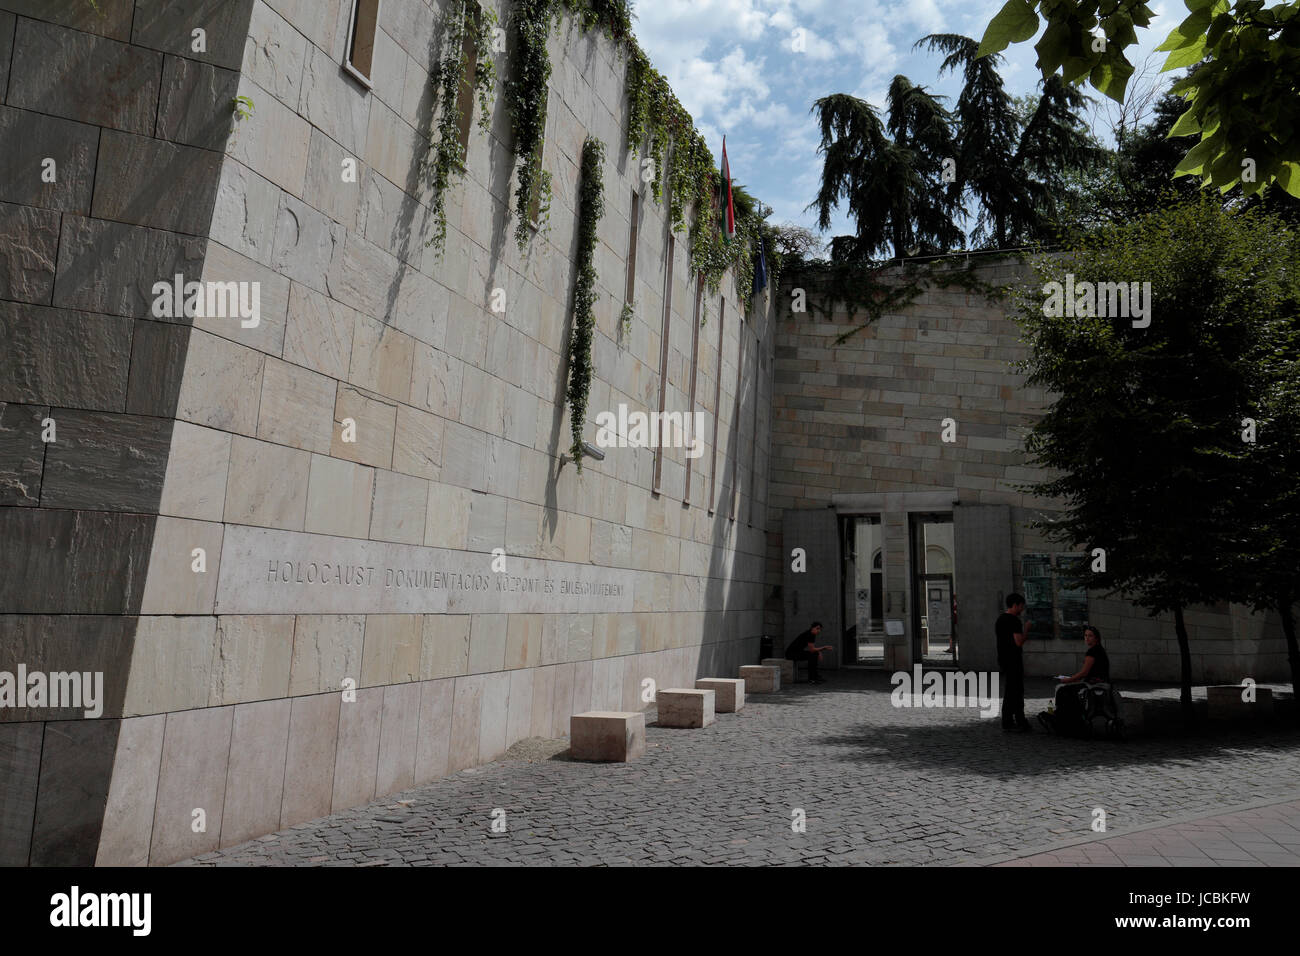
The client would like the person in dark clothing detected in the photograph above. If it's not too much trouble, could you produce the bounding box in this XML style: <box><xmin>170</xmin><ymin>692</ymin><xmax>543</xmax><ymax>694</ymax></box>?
<box><xmin>785</xmin><ymin>621</ymin><xmax>833</xmax><ymax>684</ymax></box>
<box><xmin>996</xmin><ymin>593</ymin><xmax>1032</xmax><ymax>731</ymax></box>
<box><xmin>1039</xmin><ymin>626</ymin><xmax>1111</xmax><ymax>733</ymax></box>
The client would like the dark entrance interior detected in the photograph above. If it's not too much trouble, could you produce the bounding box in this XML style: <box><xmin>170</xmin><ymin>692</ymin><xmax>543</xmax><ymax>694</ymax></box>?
<box><xmin>840</xmin><ymin>514</ymin><xmax>885</xmax><ymax>666</ymax></box>
<box><xmin>909</xmin><ymin>512</ymin><xmax>957</xmax><ymax>666</ymax></box>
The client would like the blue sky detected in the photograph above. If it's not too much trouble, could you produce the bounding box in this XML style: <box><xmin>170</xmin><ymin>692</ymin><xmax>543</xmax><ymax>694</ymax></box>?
<box><xmin>629</xmin><ymin>0</ymin><xmax>1183</xmax><ymax>248</ymax></box>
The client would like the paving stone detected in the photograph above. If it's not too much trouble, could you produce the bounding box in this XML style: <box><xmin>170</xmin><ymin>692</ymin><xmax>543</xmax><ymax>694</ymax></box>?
<box><xmin>179</xmin><ymin>673</ymin><xmax>1300</xmax><ymax>867</ymax></box>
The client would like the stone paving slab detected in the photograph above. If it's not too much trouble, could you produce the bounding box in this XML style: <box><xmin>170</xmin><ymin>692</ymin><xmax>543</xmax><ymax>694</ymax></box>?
<box><xmin>179</xmin><ymin>672</ymin><xmax>1300</xmax><ymax>866</ymax></box>
<box><xmin>990</xmin><ymin>795</ymin><xmax>1300</xmax><ymax>867</ymax></box>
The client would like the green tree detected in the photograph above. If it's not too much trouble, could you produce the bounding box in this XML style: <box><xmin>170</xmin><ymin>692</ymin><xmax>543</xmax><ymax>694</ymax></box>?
<box><xmin>979</xmin><ymin>0</ymin><xmax>1300</xmax><ymax>199</ymax></box>
<box><xmin>1013</xmin><ymin>200</ymin><xmax>1297</xmax><ymax>727</ymax></box>
<box><xmin>1232</xmin><ymin>225</ymin><xmax>1300</xmax><ymax>720</ymax></box>
<box><xmin>917</xmin><ymin>34</ymin><xmax>1024</xmax><ymax>248</ymax></box>
<box><xmin>1055</xmin><ymin>74</ymin><xmax>1300</xmax><ymax>230</ymax></box>
<box><xmin>808</xmin><ymin>78</ymin><xmax>963</xmax><ymax>261</ymax></box>
<box><xmin>918</xmin><ymin>35</ymin><xmax>1104</xmax><ymax>247</ymax></box>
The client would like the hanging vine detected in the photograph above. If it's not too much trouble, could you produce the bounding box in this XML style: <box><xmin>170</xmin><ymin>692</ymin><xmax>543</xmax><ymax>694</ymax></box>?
<box><xmin>786</xmin><ymin>255</ymin><xmax>1009</xmax><ymax>344</ymax></box>
<box><xmin>566</xmin><ymin>136</ymin><xmax>606</xmax><ymax>471</ymax></box>
<box><xmin>505</xmin><ymin>0</ymin><xmax>556</xmax><ymax>251</ymax></box>
<box><xmin>424</xmin><ymin>0</ymin><xmax>497</xmax><ymax>257</ymax></box>
<box><xmin>487</xmin><ymin>0</ymin><xmax>776</xmax><ymax>322</ymax></box>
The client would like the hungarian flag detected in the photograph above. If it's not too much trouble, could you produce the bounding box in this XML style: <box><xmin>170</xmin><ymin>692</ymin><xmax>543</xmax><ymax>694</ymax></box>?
<box><xmin>720</xmin><ymin>137</ymin><xmax>736</xmax><ymax>243</ymax></box>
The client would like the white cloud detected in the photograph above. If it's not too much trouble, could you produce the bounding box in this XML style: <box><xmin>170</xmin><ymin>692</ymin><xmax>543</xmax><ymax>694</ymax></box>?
<box><xmin>672</xmin><ymin>46</ymin><xmax>770</xmax><ymax>119</ymax></box>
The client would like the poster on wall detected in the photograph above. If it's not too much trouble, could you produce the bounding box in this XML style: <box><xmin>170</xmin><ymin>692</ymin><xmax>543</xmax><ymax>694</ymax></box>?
<box><xmin>1021</xmin><ymin>553</ymin><xmax>1053</xmax><ymax>637</ymax></box>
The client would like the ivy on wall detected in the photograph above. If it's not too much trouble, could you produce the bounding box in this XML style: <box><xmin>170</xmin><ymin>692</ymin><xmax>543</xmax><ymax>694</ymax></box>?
<box><xmin>507</xmin><ymin>0</ymin><xmax>777</xmax><ymax>315</ymax></box>
<box><xmin>505</xmin><ymin>0</ymin><xmax>556</xmax><ymax>251</ymax></box>
<box><xmin>423</xmin><ymin>0</ymin><xmax>780</xmax><ymax>322</ymax></box>
<box><xmin>786</xmin><ymin>256</ymin><xmax>1009</xmax><ymax>344</ymax></box>
<box><xmin>425</xmin><ymin>0</ymin><xmax>497</xmax><ymax>257</ymax></box>
<box><xmin>566</xmin><ymin>136</ymin><xmax>606</xmax><ymax>470</ymax></box>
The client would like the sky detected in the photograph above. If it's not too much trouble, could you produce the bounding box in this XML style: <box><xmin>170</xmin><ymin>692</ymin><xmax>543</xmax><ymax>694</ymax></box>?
<box><xmin>628</xmin><ymin>0</ymin><xmax>1182</xmax><ymax>249</ymax></box>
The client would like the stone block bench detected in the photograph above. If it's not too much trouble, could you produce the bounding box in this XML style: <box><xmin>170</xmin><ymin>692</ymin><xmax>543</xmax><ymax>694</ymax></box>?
<box><xmin>695</xmin><ymin>678</ymin><xmax>744</xmax><ymax>713</ymax></box>
<box><xmin>739</xmin><ymin>664</ymin><xmax>780</xmax><ymax>693</ymax></box>
<box><xmin>1117</xmin><ymin>694</ymin><xmax>1144</xmax><ymax>732</ymax></box>
<box><xmin>1208</xmin><ymin>685</ymin><xmax>1274</xmax><ymax>720</ymax></box>
<box><xmin>761</xmin><ymin>658</ymin><xmax>794</xmax><ymax>684</ymax></box>
<box><xmin>570</xmin><ymin>711</ymin><xmax>646</xmax><ymax>761</ymax></box>
<box><xmin>657</xmin><ymin>688</ymin><xmax>715</xmax><ymax>728</ymax></box>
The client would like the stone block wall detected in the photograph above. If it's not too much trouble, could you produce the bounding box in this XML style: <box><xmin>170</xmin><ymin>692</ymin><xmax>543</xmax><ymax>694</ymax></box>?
<box><xmin>768</xmin><ymin>259</ymin><xmax>1292</xmax><ymax>683</ymax></box>
<box><xmin>1</xmin><ymin>0</ymin><xmax>775</xmax><ymax>864</ymax></box>
<box><xmin>0</xmin><ymin>0</ymin><xmax>254</xmax><ymax>865</ymax></box>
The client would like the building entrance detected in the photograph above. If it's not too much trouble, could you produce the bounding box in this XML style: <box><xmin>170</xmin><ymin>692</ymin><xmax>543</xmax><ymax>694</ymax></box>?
<box><xmin>840</xmin><ymin>515</ymin><xmax>885</xmax><ymax>666</ymax></box>
<box><xmin>909</xmin><ymin>513</ymin><xmax>957</xmax><ymax>666</ymax></box>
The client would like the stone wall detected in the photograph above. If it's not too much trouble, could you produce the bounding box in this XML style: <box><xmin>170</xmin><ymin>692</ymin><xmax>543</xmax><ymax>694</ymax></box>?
<box><xmin>767</xmin><ymin>258</ymin><xmax>1292</xmax><ymax>685</ymax></box>
<box><xmin>0</xmin><ymin>0</ymin><xmax>255</xmax><ymax>866</ymax></box>
<box><xmin>0</xmin><ymin>0</ymin><xmax>776</xmax><ymax>865</ymax></box>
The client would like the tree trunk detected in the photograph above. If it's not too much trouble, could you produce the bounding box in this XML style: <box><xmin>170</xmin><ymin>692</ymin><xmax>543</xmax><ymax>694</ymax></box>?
<box><xmin>1173</xmin><ymin>604</ymin><xmax>1196</xmax><ymax>731</ymax></box>
<box><xmin>1280</xmin><ymin>593</ymin><xmax>1300</xmax><ymax>727</ymax></box>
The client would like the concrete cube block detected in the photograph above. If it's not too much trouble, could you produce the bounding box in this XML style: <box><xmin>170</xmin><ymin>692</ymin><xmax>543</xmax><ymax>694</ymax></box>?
<box><xmin>657</xmin><ymin>688</ymin><xmax>715</xmax><ymax>728</ymax></box>
<box><xmin>1117</xmin><ymin>695</ymin><xmax>1144</xmax><ymax>732</ymax></box>
<box><xmin>762</xmin><ymin>657</ymin><xmax>794</xmax><ymax>683</ymax></box>
<box><xmin>740</xmin><ymin>665</ymin><xmax>781</xmax><ymax>693</ymax></box>
<box><xmin>1207</xmin><ymin>685</ymin><xmax>1273</xmax><ymax>720</ymax></box>
<box><xmin>570</xmin><ymin>711</ymin><xmax>645</xmax><ymax>762</ymax></box>
<box><xmin>695</xmin><ymin>678</ymin><xmax>744</xmax><ymax>713</ymax></box>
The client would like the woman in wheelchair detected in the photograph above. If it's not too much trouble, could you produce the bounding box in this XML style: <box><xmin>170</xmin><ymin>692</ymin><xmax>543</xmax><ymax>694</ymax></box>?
<box><xmin>1038</xmin><ymin>626</ymin><xmax>1116</xmax><ymax>735</ymax></box>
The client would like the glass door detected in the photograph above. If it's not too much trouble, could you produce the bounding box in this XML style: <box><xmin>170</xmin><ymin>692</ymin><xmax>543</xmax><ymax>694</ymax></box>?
<box><xmin>841</xmin><ymin>515</ymin><xmax>885</xmax><ymax>666</ymax></box>
<box><xmin>909</xmin><ymin>513</ymin><xmax>957</xmax><ymax>666</ymax></box>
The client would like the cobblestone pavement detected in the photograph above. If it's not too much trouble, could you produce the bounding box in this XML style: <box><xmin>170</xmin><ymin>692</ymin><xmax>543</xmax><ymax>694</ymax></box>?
<box><xmin>994</xmin><ymin>797</ymin><xmax>1300</xmax><ymax>866</ymax></box>
<box><xmin>181</xmin><ymin>672</ymin><xmax>1300</xmax><ymax>866</ymax></box>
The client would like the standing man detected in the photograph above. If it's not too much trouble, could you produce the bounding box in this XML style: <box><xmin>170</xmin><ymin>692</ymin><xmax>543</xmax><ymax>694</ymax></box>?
<box><xmin>785</xmin><ymin>621</ymin><xmax>833</xmax><ymax>685</ymax></box>
<box><xmin>996</xmin><ymin>594</ymin><xmax>1032</xmax><ymax>731</ymax></box>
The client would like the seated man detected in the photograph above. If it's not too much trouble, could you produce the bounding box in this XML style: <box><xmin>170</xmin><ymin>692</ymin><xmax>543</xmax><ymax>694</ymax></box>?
<box><xmin>1039</xmin><ymin>625</ymin><xmax>1111</xmax><ymax>733</ymax></box>
<box><xmin>785</xmin><ymin>621</ymin><xmax>833</xmax><ymax>685</ymax></box>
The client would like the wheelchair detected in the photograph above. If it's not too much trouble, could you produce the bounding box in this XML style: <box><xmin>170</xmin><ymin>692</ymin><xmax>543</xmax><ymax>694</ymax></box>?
<box><xmin>1038</xmin><ymin>681</ymin><xmax>1126</xmax><ymax>739</ymax></box>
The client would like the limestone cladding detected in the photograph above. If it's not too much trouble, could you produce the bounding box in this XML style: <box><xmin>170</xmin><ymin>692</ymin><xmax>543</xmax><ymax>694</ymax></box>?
<box><xmin>0</xmin><ymin>0</ymin><xmax>775</xmax><ymax>863</ymax></box>
<box><xmin>768</xmin><ymin>265</ymin><xmax>1291</xmax><ymax>681</ymax></box>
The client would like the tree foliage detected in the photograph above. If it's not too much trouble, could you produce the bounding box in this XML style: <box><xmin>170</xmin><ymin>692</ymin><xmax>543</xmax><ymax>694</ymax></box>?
<box><xmin>918</xmin><ymin>34</ymin><xmax>1105</xmax><ymax>248</ymax></box>
<box><xmin>809</xmin><ymin>83</ymin><xmax>963</xmax><ymax>261</ymax></box>
<box><xmin>1012</xmin><ymin>199</ymin><xmax>1300</xmax><ymax>723</ymax></box>
<box><xmin>979</xmin><ymin>0</ymin><xmax>1300</xmax><ymax>199</ymax></box>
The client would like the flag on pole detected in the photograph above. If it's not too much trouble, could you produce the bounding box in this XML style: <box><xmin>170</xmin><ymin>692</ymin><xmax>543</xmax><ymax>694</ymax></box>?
<box><xmin>753</xmin><ymin>237</ymin><xmax>767</xmax><ymax>295</ymax></box>
<box><xmin>720</xmin><ymin>137</ymin><xmax>736</xmax><ymax>243</ymax></box>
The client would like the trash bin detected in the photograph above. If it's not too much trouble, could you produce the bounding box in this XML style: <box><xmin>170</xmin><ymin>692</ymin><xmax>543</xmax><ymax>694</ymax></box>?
<box><xmin>759</xmin><ymin>635</ymin><xmax>774</xmax><ymax>661</ymax></box>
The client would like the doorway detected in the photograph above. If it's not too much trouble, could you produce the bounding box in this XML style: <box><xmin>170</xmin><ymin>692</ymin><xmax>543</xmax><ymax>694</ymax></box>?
<box><xmin>909</xmin><ymin>513</ymin><xmax>957</xmax><ymax>666</ymax></box>
<box><xmin>840</xmin><ymin>515</ymin><xmax>885</xmax><ymax>666</ymax></box>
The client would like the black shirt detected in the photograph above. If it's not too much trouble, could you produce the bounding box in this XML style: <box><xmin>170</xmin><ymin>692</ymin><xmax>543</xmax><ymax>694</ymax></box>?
<box><xmin>1085</xmin><ymin>644</ymin><xmax>1110</xmax><ymax>683</ymax></box>
<box><xmin>785</xmin><ymin>629</ymin><xmax>816</xmax><ymax>657</ymax></box>
<box><xmin>995</xmin><ymin>612</ymin><xmax>1024</xmax><ymax>667</ymax></box>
